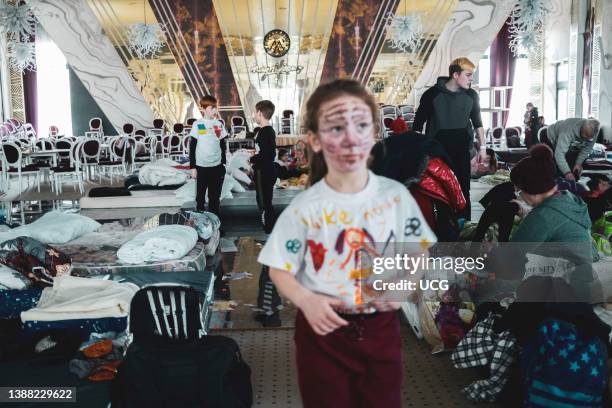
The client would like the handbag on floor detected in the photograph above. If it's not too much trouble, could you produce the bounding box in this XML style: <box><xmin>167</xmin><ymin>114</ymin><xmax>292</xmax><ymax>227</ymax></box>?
<box><xmin>112</xmin><ymin>335</ymin><xmax>252</xmax><ymax>408</ymax></box>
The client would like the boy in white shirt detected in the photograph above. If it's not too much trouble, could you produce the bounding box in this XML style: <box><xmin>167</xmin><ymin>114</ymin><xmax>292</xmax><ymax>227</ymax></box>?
<box><xmin>189</xmin><ymin>95</ymin><xmax>228</xmax><ymax>216</ymax></box>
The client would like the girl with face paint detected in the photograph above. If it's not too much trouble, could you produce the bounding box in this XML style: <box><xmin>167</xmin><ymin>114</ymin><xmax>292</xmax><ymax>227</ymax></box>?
<box><xmin>258</xmin><ymin>79</ymin><xmax>437</xmax><ymax>407</ymax></box>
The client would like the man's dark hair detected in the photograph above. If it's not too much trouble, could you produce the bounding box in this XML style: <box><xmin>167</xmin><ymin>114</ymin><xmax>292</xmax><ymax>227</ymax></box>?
<box><xmin>255</xmin><ymin>100</ymin><xmax>275</xmax><ymax>120</ymax></box>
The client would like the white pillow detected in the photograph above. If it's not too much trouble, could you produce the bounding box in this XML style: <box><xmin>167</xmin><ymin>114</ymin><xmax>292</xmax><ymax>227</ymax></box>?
<box><xmin>232</xmin><ymin>169</ymin><xmax>251</xmax><ymax>186</ymax></box>
<box><xmin>0</xmin><ymin>264</ymin><xmax>30</xmax><ymax>289</ymax></box>
<box><xmin>25</xmin><ymin>211</ymin><xmax>101</xmax><ymax>244</ymax></box>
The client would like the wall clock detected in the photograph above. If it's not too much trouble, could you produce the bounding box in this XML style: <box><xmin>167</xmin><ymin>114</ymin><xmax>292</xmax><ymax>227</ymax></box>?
<box><xmin>263</xmin><ymin>29</ymin><xmax>290</xmax><ymax>58</ymax></box>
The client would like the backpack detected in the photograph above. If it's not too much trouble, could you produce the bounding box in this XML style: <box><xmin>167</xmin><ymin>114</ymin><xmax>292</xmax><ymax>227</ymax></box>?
<box><xmin>113</xmin><ymin>335</ymin><xmax>252</xmax><ymax>408</ymax></box>
<box><xmin>129</xmin><ymin>284</ymin><xmax>205</xmax><ymax>342</ymax></box>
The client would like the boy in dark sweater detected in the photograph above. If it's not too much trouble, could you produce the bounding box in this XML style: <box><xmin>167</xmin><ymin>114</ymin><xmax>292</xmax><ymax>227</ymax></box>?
<box><xmin>250</xmin><ymin>100</ymin><xmax>282</xmax><ymax>327</ymax></box>
<box><xmin>250</xmin><ymin>100</ymin><xmax>277</xmax><ymax>234</ymax></box>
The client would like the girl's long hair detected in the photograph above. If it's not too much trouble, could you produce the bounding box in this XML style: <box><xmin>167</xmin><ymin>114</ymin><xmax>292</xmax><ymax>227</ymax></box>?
<box><xmin>302</xmin><ymin>79</ymin><xmax>380</xmax><ymax>187</ymax></box>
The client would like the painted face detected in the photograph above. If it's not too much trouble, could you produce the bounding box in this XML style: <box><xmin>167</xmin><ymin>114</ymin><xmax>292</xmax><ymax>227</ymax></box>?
<box><xmin>310</xmin><ymin>95</ymin><xmax>375</xmax><ymax>174</ymax></box>
<box><xmin>455</xmin><ymin>68</ymin><xmax>474</xmax><ymax>90</ymax></box>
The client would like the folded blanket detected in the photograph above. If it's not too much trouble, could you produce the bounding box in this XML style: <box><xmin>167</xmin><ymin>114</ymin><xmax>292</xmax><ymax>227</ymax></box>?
<box><xmin>116</xmin><ymin>225</ymin><xmax>198</xmax><ymax>264</ymax></box>
<box><xmin>139</xmin><ymin>161</ymin><xmax>188</xmax><ymax>186</ymax></box>
<box><xmin>20</xmin><ymin>276</ymin><xmax>139</xmax><ymax>322</ymax></box>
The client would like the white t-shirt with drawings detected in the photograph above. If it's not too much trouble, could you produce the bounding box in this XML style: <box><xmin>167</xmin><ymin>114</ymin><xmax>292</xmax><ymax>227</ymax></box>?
<box><xmin>258</xmin><ymin>172</ymin><xmax>436</xmax><ymax>312</ymax></box>
<box><xmin>190</xmin><ymin>118</ymin><xmax>228</xmax><ymax>167</ymax></box>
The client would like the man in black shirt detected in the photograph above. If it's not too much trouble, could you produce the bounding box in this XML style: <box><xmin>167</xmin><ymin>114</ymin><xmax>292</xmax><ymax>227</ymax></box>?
<box><xmin>250</xmin><ymin>100</ymin><xmax>277</xmax><ymax>233</ymax></box>
<box><xmin>413</xmin><ymin>57</ymin><xmax>486</xmax><ymax>221</ymax></box>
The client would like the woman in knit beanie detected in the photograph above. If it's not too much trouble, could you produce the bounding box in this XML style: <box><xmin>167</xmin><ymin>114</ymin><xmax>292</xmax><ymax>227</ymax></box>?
<box><xmin>497</xmin><ymin>143</ymin><xmax>599</xmax><ymax>301</ymax></box>
<box><xmin>510</xmin><ymin>144</ymin><xmax>557</xmax><ymax>206</ymax></box>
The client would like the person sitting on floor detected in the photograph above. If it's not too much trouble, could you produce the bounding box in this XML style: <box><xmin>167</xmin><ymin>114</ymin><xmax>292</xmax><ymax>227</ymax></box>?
<box><xmin>490</xmin><ymin>144</ymin><xmax>600</xmax><ymax>302</ymax></box>
<box><xmin>582</xmin><ymin>175</ymin><xmax>612</xmax><ymax>221</ymax></box>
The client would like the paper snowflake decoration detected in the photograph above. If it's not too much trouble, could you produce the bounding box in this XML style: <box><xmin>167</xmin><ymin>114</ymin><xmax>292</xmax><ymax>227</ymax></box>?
<box><xmin>509</xmin><ymin>0</ymin><xmax>547</xmax><ymax>56</ymax></box>
<box><xmin>387</xmin><ymin>14</ymin><xmax>423</xmax><ymax>53</ymax></box>
<box><xmin>8</xmin><ymin>41</ymin><xmax>36</xmax><ymax>72</ymax></box>
<box><xmin>127</xmin><ymin>23</ymin><xmax>166</xmax><ymax>59</ymax></box>
<box><xmin>0</xmin><ymin>0</ymin><xmax>37</xmax><ymax>41</ymax></box>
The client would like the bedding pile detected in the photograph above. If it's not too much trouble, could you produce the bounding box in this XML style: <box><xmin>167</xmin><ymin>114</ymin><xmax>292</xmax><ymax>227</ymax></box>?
<box><xmin>117</xmin><ymin>225</ymin><xmax>198</xmax><ymax>264</ymax></box>
<box><xmin>138</xmin><ymin>159</ymin><xmax>188</xmax><ymax>187</ymax></box>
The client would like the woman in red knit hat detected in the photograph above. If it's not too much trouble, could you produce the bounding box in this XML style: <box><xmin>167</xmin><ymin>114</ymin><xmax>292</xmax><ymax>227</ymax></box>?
<box><xmin>495</xmin><ymin>144</ymin><xmax>599</xmax><ymax>301</ymax></box>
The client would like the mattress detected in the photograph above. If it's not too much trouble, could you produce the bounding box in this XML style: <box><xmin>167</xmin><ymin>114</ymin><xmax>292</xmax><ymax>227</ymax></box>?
<box><xmin>80</xmin><ymin>189</ymin><xmax>186</xmax><ymax>209</ymax></box>
<box><xmin>55</xmin><ymin>224</ymin><xmax>207</xmax><ymax>277</ymax></box>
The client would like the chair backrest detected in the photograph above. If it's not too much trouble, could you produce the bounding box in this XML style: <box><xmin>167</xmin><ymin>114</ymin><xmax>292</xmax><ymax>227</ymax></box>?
<box><xmin>186</xmin><ymin>118</ymin><xmax>196</xmax><ymax>127</ymax></box>
<box><xmin>173</xmin><ymin>123</ymin><xmax>185</xmax><ymax>134</ymax></box>
<box><xmin>153</xmin><ymin>119</ymin><xmax>165</xmax><ymax>130</ymax></box>
<box><xmin>182</xmin><ymin>134</ymin><xmax>190</xmax><ymax>153</ymax></box>
<box><xmin>504</xmin><ymin>127</ymin><xmax>519</xmax><ymax>138</ymax></box>
<box><xmin>89</xmin><ymin>118</ymin><xmax>102</xmax><ymax>131</ymax></box>
<box><xmin>382</xmin><ymin>116</ymin><xmax>394</xmax><ymax>130</ymax></box>
<box><xmin>232</xmin><ymin>125</ymin><xmax>247</xmax><ymax>135</ymax></box>
<box><xmin>231</xmin><ymin>116</ymin><xmax>244</xmax><ymax>126</ymax></box>
<box><xmin>537</xmin><ymin>126</ymin><xmax>548</xmax><ymax>141</ymax></box>
<box><xmin>123</xmin><ymin>123</ymin><xmax>135</xmax><ymax>135</ymax></box>
<box><xmin>399</xmin><ymin>105</ymin><xmax>415</xmax><ymax>114</ymax></box>
<box><xmin>1</xmin><ymin>142</ymin><xmax>22</xmax><ymax>168</ymax></box>
<box><xmin>0</xmin><ymin>125</ymin><xmax>9</xmax><ymax>138</ymax></box>
<box><xmin>34</xmin><ymin>139</ymin><xmax>54</xmax><ymax>151</ymax></box>
<box><xmin>23</xmin><ymin>123</ymin><xmax>36</xmax><ymax>138</ymax></box>
<box><xmin>4</xmin><ymin>122</ymin><xmax>16</xmax><ymax>134</ymax></box>
<box><xmin>8</xmin><ymin>118</ymin><xmax>22</xmax><ymax>129</ymax></box>
<box><xmin>69</xmin><ymin>140</ymin><xmax>84</xmax><ymax>169</ymax></box>
<box><xmin>381</xmin><ymin>105</ymin><xmax>398</xmax><ymax>118</ymax></box>
<box><xmin>80</xmin><ymin>138</ymin><xmax>101</xmax><ymax>162</ymax></box>
<box><xmin>492</xmin><ymin>127</ymin><xmax>504</xmax><ymax>140</ymax></box>
<box><xmin>49</xmin><ymin>125</ymin><xmax>59</xmax><ymax>137</ymax></box>
<box><xmin>56</xmin><ymin>139</ymin><xmax>73</xmax><ymax>161</ymax></box>
<box><xmin>282</xmin><ymin>110</ymin><xmax>293</xmax><ymax>119</ymax></box>
<box><xmin>111</xmin><ymin>136</ymin><xmax>136</xmax><ymax>162</ymax></box>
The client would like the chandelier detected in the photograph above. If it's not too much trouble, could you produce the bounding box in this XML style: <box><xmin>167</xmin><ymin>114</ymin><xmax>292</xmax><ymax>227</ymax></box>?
<box><xmin>250</xmin><ymin>60</ymin><xmax>304</xmax><ymax>81</ymax></box>
<box><xmin>386</xmin><ymin>14</ymin><xmax>423</xmax><ymax>53</ymax></box>
<box><xmin>127</xmin><ymin>23</ymin><xmax>166</xmax><ymax>59</ymax></box>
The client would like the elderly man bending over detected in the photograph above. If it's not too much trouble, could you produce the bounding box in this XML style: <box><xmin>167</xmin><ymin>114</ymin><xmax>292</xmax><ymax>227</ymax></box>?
<box><xmin>540</xmin><ymin>118</ymin><xmax>599</xmax><ymax>181</ymax></box>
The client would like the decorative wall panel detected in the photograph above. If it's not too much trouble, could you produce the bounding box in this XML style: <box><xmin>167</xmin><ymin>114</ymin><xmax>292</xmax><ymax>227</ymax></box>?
<box><xmin>32</xmin><ymin>0</ymin><xmax>154</xmax><ymax>133</ymax></box>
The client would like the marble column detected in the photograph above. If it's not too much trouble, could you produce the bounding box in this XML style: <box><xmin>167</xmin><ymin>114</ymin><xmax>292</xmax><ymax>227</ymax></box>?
<box><xmin>32</xmin><ymin>0</ymin><xmax>154</xmax><ymax>134</ymax></box>
<box><xmin>407</xmin><ymin>0</ymin><xmax>518</xmax><ymax>104</ymax></box>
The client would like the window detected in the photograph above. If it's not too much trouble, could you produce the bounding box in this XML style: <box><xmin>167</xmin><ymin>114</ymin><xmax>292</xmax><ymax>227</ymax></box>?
<box><xmin>556</xmin><ymin>61</ymin><xmax>568</xmax><ymax>120</ymax></box>
<box><xmin>36</xmin><ymin>34</ymin><xmax>72</xmax><ymax>137</ymax></box>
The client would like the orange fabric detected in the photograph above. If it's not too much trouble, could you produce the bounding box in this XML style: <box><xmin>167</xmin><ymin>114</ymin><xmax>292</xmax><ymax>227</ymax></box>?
<box><xmin>87</xmin><ymin>361</ymin><xmax>121</xmax><ymax>382</ymax></box>
<box><xmin>82</xmin><ymin>339</ymin><xmax>113</xmax><ymax>359</ymax></box>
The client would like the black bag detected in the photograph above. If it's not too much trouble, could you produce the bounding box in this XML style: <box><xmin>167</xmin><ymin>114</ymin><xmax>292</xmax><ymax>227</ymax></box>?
<box><xmin>113</xmin><ymin>335</ymin><xmax>252</xmax><ymax>408</ymax></box>
<box><xmin>130</xmin><ymin>285</ymin><xmax>204</xmax><ymax>342</ymax></box>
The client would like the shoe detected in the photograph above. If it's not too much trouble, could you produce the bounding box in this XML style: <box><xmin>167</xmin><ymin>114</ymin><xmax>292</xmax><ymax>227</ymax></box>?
<box><xmin>253</xmin><ymin>312</ymin><xmax>281</xmax><ymax>327</ymax></box>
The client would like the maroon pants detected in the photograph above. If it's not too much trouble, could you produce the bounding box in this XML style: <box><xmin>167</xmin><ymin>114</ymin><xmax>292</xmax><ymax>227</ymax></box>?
<box><xmin>294</xmin><ymin>310</ymin><xmax>402</xmax><ymax>408</ymax></box>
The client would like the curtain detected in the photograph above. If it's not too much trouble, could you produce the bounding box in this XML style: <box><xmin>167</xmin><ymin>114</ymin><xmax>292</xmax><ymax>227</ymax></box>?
<box><xmin>489</xmin><ymin>18</ymin><xmax>516</xmax><ymax>128</ymax></box>
<box><xmin>582</xmin><ymin>1</ymin><xmax>595</xmax><ymax>117</ymax></box>
<box><xmin>22</xmin><ymin>35</ymin><xmax>37</xmax><ymax>133</ymax></box>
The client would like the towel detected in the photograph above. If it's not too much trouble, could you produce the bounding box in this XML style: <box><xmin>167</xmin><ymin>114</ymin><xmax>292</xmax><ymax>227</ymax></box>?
<box><xmin>20</xmin><ymin>276</ymin><xmax>138</xmax><ymax>322</ymax></box>
<box><xmin>116</xmin><ymin>225</ymin><xmax>198</xmax><ymax>264</ymax></box>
